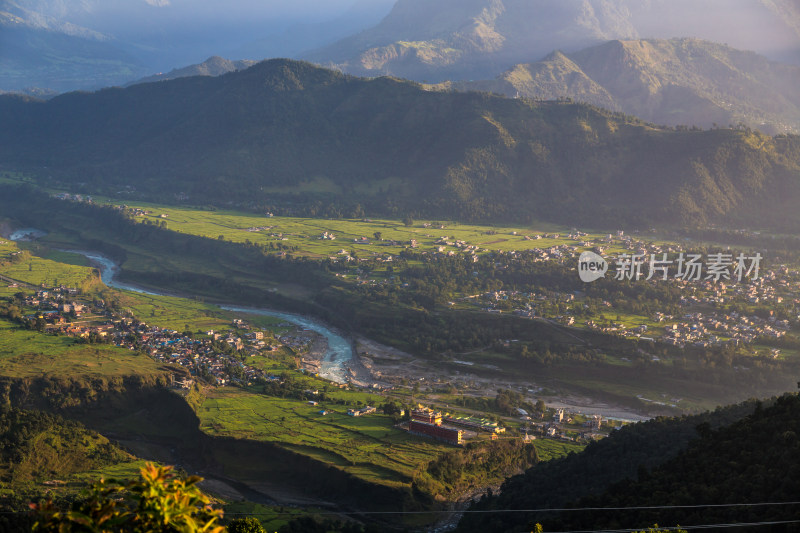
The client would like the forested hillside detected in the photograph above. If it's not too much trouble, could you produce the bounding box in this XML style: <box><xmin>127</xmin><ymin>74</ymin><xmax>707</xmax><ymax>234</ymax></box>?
<box><xmin>2</xmin><ymin>59</ymin><xmax>800</xmax><ymax>229</ymax></box>
<box><xmin>459</xmin><ymin>394</ymin><xmax>800</xmax><ymax>532</ymax></box>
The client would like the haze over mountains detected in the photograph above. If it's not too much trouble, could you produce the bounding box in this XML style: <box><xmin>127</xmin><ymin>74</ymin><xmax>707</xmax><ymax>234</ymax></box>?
<box><xmin>2</xmin><ymin>0</ymin><xmax>799</xmax><ymax>95</ymax></box>
<box><xmin>0</xmin><ymin>0</ymin><xmax>394</xmax><ymax>92</ymax></box>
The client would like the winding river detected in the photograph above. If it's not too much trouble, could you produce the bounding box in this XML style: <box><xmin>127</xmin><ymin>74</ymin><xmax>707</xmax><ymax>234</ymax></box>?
<box><xmin>61</xmin><ymin>249</ymin><xmax>355</xmax><ymax>384</ymax></box>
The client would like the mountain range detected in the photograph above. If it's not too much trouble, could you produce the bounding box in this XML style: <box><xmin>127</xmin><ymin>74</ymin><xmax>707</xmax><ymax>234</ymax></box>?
<box><xmin>308</xmin><ymin>0</ymin><xmax>800</xmax><ymax>82</ymax></box>
<box><xmin>1</xmin><ymin>59</ymin><xmax>799</xmax><ymax>229</ymax></box>
<box><xmin>121</xmin><ymin>38</ymin><xmax>800</xmax><ymax>135</ymax></box>
<box><xmin>438</xmin><ymin>38</ymin><xmax>800</xmax><ymax>134</ymax></box>
<box><xmin>3</xmin><ymin>0</ymin><xmax>799</xmax><ymax>95</ymax></box>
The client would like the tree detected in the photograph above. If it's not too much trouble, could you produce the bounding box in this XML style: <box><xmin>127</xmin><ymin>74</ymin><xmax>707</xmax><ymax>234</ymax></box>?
<box><xmin>373</xmin><ymin>231</ymin><xmax>382</xmax><ymax>241</ymax></box>
<box><xmin>534</xmin><ymin>399</ymin><xmax>546</xmax><ymax>413</ymax></box>
<box><xmin>227</xmin><ymin>517</ymin><xmax>266</xmax><ymax>533</ymax></box>
<box><xmin>402</xmin><ymin>216</ymin><xmax>414</xmax><ymax>227</ymax></box>
<box><xmin>31</xmin><ymin>463</ymin><xmax>224</xmax><ymax>532</ymax></box>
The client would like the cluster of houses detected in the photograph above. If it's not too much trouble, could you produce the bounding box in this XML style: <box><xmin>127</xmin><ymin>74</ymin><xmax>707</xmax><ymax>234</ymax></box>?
<box><xmin>452</xmin><ymin>239</ymin><xmax>798</xmax><ymax>352</ymax></box>
<box><xmin>53</xmin><ymin>193</ymin><xmax>93</xmax><ymax>203</ymax></box>
<box><xmin>519</xmin><ymin>408</ymin><xmax>608</xmax><ymax>442</ymax></box>
<box><xmin>659</xmin><ymin>311</ymin><xmax>787</xmax><ymax>348</ymax></box>
<box><xmin>17</xmin><ymin>288</ymin><xmax>306</xmax><ymax>387</ymax></box>
<box><xmin>347</xmin><ymin>405</ymin><xmax>376</xmax><ymax>416</ymax></box>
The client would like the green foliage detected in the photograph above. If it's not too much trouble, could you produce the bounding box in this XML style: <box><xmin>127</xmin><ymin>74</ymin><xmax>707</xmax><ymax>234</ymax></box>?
<box><xmin>227</xmin><ymin>517</ymin><xmax>266</xmax><ymax>533</ymax></box>
<box><xmin>420</xmin><ymin>440</ymin><xmax>539</xmax><ymax>496</ymax></box>
<box><xmin>31</xmin><ymin>463</ymin><xmax>224</xmax><ymax>533</ymax></box>
<box><xmin>0</xmin><ymin>405</ymin><xmax>131</xmax><ymax>484</ymax></box>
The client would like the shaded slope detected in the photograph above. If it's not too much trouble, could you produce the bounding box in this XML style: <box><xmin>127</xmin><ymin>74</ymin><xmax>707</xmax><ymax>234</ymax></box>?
<box><xmin>457</xmin><ymin>398</ymin><xmax>765</xmax><ymax>532</ymax></box>
<box><xmin>546</xmin><ymin>394</ymin><xmax>800</xmax><ymax>532</ymax></box>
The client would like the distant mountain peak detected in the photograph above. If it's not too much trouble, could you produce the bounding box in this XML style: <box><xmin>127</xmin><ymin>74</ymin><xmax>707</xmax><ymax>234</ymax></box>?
<box><xmin>308</xmin><ymin>0</ymin><xmax>800</xmax><ymax>81</ymax></box>
<box><xmin>449</xmin><ymin>37</ymin><xmax>800</xmax><ymax>134</ymax></box>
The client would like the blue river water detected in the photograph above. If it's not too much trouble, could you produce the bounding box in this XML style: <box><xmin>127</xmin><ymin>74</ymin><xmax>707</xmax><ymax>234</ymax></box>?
<box><xmin>60</xmin><ymin>249</ymin><xmax>354</xmax><ymax>383</ymax></box>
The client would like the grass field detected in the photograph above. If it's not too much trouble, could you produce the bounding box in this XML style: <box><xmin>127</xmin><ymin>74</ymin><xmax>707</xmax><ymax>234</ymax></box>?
<box><xmin>0</xmin><ymin>237</ymin><xmax>293</xmax><ymax>335</ymax></box>
<box><xmin>198</xmin><ymin>387</ymin><xmax>449</xmax><ymax>487</ymax></box>
<box><xmin>0</xmin><ymin>318</ymin><xmax>168</xmax><ymax>379</ymax></box>
<box><xmin>533</xmin><ymin>437</ymin><xmax>585</xmax><ymax>461</ymax></box>
<box><xmin>0</xmin><ymin>240</ymin><xmax>98</xmax><ymax>295</ymax></box>
<box><xmin>197</xmin><ymin>386</ymin><xmax>584</xmax><ymax>491</ymax></box>
<box><xmin>70</xmin><ymin>460</ymin><xmax>148</xmax><ymax>486</ymax></box>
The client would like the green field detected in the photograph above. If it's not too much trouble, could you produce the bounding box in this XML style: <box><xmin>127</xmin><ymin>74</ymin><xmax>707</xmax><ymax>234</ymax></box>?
<box><xmin>198</xmin><ymin>387</ymin><xmax>450</xmax><ymax>487</ymax></box>
<box><xmin>223</xmin><ymin>501</ymin><xmax>312</xmax><ymax>532</ymax></box>
<box><xmin>532</xmin><ymin>437</ymin><xmax>585</xmax><ymax>461</ymax></box>
<box><xmin>0</xmin><ymin>240</ymin><xmax>98</xmax><ymax>295</ymax></box>
<box><xmin>0</xmin><ymin>318</ymin><xmax>168</xmax><ymax>379</ymax></box>
<box><xmin>97</xmin><ymin>200</ymin><xmax>645</xmax><ymax>259</ymax></box>
<box><xmin>197</xmin><ymin>386</ymin><xmax>583</xmax><ymax>492</ymax></box>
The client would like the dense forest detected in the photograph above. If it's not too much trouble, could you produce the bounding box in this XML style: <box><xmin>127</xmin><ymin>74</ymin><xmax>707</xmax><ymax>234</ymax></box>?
<box><xmin>1</xmin><ymin>59</ymin><xmax>800</xmax><ymax>229</ymax></box>
<box><xmin>458</xmin><ymin>394</ymin><xmax>800</xmax><ymax>532</ymax></box>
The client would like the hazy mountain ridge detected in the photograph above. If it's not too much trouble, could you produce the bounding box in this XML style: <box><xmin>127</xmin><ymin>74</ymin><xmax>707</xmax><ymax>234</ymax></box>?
<box><xmin>0</xmin><ymin>0</ymin><xmax>153</xmax><ymax>92</ymax></box>
<box><xmin>0</xmin><ymin>0</ymin><xmax>109</xmax><ymax>40</ymax></box>
<box><xmin>438</xmin><ymin>38</ymin><xmax>800</xmax><ymax>134</ymax></box>
<box><xmin>1</xmin><ymin>59</ymin><xmax>799</xmax><ymax>229</ymax></box>
<box><xmin>128</xmin><ymin>56</ymin><xmax>259</xmax><ymax>86</ymax></box>
<box><xmin>308</xmin><ymin>0</ymin><xmax>800</xmax><ymax>82</ymax></box>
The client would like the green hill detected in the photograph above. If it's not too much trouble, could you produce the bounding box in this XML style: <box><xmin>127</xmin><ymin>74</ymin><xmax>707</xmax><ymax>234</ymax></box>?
<box><xmin>1</xmin><ymin>58</ymin><xmax>800</xmax><ymax>229</ymax></box>
<box><xmin>443</xmin><ymin>38</ymin><xmax>800</xmax><ymax>134</ymax></box>
<box><xmin>0</xmin><ymin>405</ymin><xmax>142</xmax><ymax>531</ymax></box>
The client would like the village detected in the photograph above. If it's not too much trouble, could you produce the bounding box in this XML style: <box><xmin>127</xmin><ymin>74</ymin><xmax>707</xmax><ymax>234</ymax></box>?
<box><xmin>6</xmin><ymin>283</ymin><xmax>625</xmax><ymax>448</ymax></box>
<box><xmin>401</xmin><ymin>230</ymin><xmax>799</xmax><ymax>355</ymax></box>
<box><xmin>12</xmin><ymin>286</ymin><xmax>320</xmax><ymax>389</ymax></box>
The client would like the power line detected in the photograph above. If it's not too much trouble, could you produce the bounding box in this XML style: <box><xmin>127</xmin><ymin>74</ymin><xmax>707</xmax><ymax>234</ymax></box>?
<box><xmin>220</xmin><ymin>500</ymin><xmax>800</xmax><ymax>517</ymax></box>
